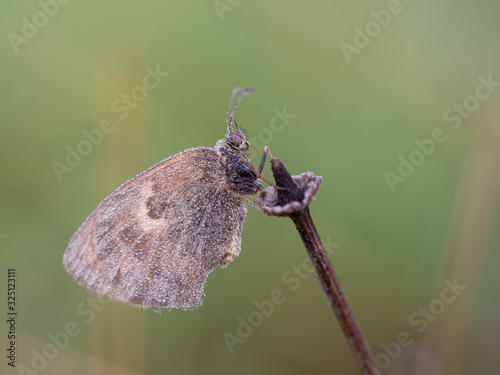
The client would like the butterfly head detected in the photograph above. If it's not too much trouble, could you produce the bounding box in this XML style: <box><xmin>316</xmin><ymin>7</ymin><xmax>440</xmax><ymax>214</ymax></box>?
<box><xmin>226</xmin><ymin>123</ymin><xmax>250</xmax><ymax>151</ymax></box>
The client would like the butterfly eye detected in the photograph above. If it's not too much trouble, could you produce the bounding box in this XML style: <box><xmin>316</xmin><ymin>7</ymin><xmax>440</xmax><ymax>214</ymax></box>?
<box><xmin>229</xmin><ymin>134</ymin><xmax>250</xmax><ymax>150</ymax></box>
<box><xmin>230</xmin><ymin>134</ymin><xmax>242</xmax><ymax>145</ymax></box>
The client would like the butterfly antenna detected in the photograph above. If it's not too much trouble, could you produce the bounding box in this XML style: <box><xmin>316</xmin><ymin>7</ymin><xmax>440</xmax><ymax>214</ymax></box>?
<box><xmin>227</xmin><ymin>87</ymin><xmax>256</xmax><ymax>132</ymax></box>
<box><xmin>227</xmin><ymin>87</ymin><xmax>243</xmax><ymax>132</ymax></box>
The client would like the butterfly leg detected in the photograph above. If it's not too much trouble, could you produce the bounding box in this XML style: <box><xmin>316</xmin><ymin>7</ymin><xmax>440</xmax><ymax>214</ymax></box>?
<box><xmin>239</xmin><ymin>147</ymin><xmax>276</xmax><ymax>188</ymax></box>
<box><xmin>258</xmin><ymin>146</ymin><xmax>273</xmax><ymax>174</ymax></box>
<box><xmin>255</xmin><ymin>146</ymin><xmax>288</xmax><ymax>192</ymax></box>
<box><xmin>224</xmin><ymin>187</ymin><xmax>272</xmax><ymax>215</ymax></box>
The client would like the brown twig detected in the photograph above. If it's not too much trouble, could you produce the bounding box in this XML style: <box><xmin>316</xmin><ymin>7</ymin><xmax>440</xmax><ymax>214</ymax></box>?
<box><xmin>258</xmin><ymin>156</ymin><xmax>379</xmax><ymax>375</ymax></box>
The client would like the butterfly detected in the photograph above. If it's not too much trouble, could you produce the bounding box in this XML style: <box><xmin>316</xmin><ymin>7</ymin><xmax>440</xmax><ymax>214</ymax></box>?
<box><xmin>63</xmin><ymin>88</ymin><xmax>268</xmax><ymax>311</ymax></box>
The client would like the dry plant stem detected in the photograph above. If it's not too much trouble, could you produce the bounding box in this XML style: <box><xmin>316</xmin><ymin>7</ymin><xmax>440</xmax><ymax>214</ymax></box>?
<box><xmin>268</xmin><ymin>157</ymin><xmax>379</xmax><ymax>375</ymax></box>
<box><xmin>290</xmin><ymin>209</ymin><xmax>379</xmax><ymax>375</ymax></box>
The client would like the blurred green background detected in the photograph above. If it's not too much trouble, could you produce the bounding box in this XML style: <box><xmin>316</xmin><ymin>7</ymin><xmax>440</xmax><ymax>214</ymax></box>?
<box><xmin>1</xmin><ymin>1</ymin><xmax>500</xmax><ymax>374</ymax></box>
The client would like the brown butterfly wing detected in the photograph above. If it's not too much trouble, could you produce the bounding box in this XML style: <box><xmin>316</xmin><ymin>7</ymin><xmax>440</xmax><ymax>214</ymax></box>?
<box><xmin>63</xmin><ymin>147</ymin><xmax>247</xmax><ymax>310</ymax></box>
